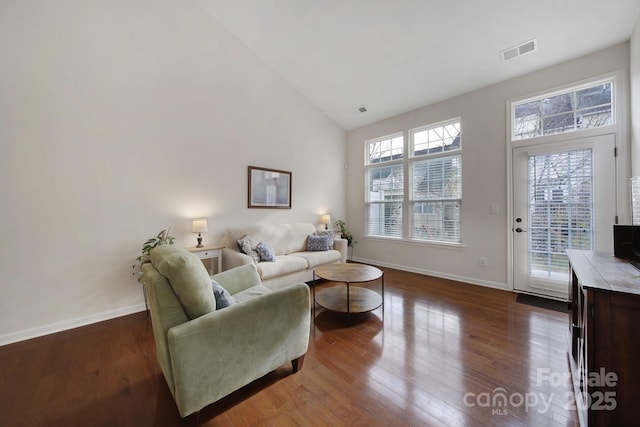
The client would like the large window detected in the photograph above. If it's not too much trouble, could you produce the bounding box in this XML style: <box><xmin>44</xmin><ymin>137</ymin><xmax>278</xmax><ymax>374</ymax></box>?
<box><xmin>365</xmin><ymin>134</ymin><xmax>404</xmax><ymax>238</ymax></box>
<box><xmin>409</xmin><ymin>120</ymin><xmax>462</xmax><ymax>243</ymax></box>
<box><xmin>512</xmin><ymin>79</ymin><xmax>614</xmax><ymax>141</ymax></box>
<box><xmin>365</xmin><ymin>120</ymin><xmax>462</xmax><ymax>244</ymax></box>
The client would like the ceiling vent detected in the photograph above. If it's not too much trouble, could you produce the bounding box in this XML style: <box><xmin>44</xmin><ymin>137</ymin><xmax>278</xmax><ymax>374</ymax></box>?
<box><xmin>501</xmin><ymin>39</ymin><xmax>537</xmax><ymax>61</ymax></box>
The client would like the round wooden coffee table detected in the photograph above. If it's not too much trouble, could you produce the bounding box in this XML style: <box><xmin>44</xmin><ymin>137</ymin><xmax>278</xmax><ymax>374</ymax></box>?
<box><xmin>313</xmin><ymin>263</ymin><xmax>384</xmax><ymax>325</ymax></box>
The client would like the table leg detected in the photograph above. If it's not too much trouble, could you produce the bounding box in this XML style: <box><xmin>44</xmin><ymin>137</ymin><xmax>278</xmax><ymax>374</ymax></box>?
<box><xmin>143</xmin><ymin>283</ymin><xmax>149</xmax><ymax>320</ymax></box>
<box><xmin>312</xmin><ymin>271</ymin><xmax>316</xmax><ymax>317</ymax></box>
<box><xmin>381</xmin><ymin>273</ymin><xmax>384</xmax><ymax>321</ymax></box>
<box><xmin>346</xmin><ymin>281</ymin><xmax>350</xmax><ymax>326</ymax></box>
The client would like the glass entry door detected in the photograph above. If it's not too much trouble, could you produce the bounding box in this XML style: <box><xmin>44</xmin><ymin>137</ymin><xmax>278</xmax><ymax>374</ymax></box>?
<box><xmin>512</xmin><ymin>135</ymin><xmax>616</xmax><ymax>299</ymax></box>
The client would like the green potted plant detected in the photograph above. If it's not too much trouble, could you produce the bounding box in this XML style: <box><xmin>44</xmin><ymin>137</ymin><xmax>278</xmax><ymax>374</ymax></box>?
<box><xmin>335</xmin><ymin>219</ymin><xmax>357</xmax><ymax>247</ymax></box>
<box><xmin>132</xmin><ymin>229</ymin><xmax>175</xmax><ymax>281</ymax></box>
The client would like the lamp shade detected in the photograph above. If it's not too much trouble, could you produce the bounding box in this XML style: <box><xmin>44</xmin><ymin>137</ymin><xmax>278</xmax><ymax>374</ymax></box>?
<box><xmin>192</xmin><ymin>219</ymin><xmax>208</xmax><ymax>233</ymax></box>
<box><xmin>320</xmin><ymin>214</ymin><xmax>331</xmax><ymax>225</ymax></box>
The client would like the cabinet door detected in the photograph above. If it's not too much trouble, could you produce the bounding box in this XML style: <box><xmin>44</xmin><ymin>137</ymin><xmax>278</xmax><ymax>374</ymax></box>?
<box><xmin>578</xmin><ymin>288</ymin><xmax>591</xmax><ymax>425</ymax></box>
<box><xmin>569</xmin><ymin>270</ymin><xmax>582</xmax><ymax>366</ymax></box>
<box><xmin>593</xmin><ymin>293</ymin><xmax>640</xmax><ymax>425</ymax></box>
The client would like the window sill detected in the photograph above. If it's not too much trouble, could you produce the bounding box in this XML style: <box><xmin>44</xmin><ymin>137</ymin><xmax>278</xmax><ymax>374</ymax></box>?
<box><xmin>363</xmin><ymin>235</ymin><xmax>466</xmax><ymax>250</ymax></box>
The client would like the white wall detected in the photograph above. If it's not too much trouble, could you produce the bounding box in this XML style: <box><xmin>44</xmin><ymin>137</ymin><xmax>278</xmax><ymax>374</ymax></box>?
<box><xmin>631</xmin><ymin>15</ymin><xmax>640</xmax><ymax>175</ymax></box>
<box><xmin>346</xmin><ymin>43</ymin><xmax>630</xmax><ymax>290</ymax></box>
<box><xmin>0</xmin><ymin>0</ymin><xmax>346</xmax><ymax>344</ymax></box>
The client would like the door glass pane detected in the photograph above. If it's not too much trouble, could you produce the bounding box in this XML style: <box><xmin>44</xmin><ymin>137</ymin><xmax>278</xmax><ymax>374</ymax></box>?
<box><xmin>528</xmin><ymin>149</ymin><xmax>594</xmax><ymax>280</ymax></box>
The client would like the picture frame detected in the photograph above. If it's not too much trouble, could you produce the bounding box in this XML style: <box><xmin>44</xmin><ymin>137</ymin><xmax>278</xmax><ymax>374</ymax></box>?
<box><xmin>248</xmin><ymin>166</ymin><xmax>292</xmax><ymax>209</ymax></box>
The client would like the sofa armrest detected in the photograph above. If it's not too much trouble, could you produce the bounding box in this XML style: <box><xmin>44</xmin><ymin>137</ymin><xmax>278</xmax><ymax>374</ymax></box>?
<box><xmin>166</xmin><ymin>283</ymin><xmax>310</xmax><ymax>417</ymax></box>
<box><xmin>333</xmin><ymin>238</ymin><xmax>348</xmax><ymax>263</ymax></box>
<box><xmin>221</xmin><ymin>248</ymin><xmax>253</xmax><ymax>271</ymax></box>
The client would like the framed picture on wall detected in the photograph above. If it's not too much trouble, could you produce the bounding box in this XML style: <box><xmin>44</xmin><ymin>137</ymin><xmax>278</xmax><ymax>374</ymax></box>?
<box><xmin>248</xmin><ymin>166</ymin><xmax>292</xmax><ymax>209</ymax></box>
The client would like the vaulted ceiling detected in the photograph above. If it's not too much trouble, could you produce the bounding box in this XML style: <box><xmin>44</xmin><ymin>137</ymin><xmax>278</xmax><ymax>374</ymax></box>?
<box><xmin>199</xmin><ymin>0</ymin><xmax>640</xmax><ymax>130</ymax></box>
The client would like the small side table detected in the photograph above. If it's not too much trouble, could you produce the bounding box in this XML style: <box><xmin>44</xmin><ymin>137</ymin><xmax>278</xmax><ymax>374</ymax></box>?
<box><xmin>313</xmin><ymin>263</ymin><xmax>383</xmax><ymax>325</ymax></box>
<box><xmin>187</xmin><ymin>244</ymin><xmax>224</xmax><ymax>275</ymax></box>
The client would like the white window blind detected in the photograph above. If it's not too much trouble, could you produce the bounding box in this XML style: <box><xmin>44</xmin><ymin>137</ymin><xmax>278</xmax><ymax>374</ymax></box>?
<box><xmin>409</xmin><ymin>120</ymin><xmax>462</xmax><ymax>243</ymax></box>
<box><xmin>410</xmin><ymin>156</ymin><xmax>462</xmax><ymax>242</ymax></box>
<box><xmin>364</xmin><ymin>120</ymin><xmax>462</xmax><ymax>244</ymax></box>
<box><xmin>632</xmin><ymin>176</ymin><xmax>640</xmax><ymax>225</ymax></box>
<box><xmin>365</xmin><ymin>135</ymin><xmax>404</xmax><ymax>238</ymax></box>
<box><xmin>528</xmin><ymin>149</ymin><xmax>594</xmax><ymax>279</ymax></box>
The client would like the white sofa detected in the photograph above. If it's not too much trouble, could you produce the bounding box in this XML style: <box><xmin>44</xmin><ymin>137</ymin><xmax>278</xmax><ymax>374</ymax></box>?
<box><xmin>220</xmin><ymin>223</ymin><xmax>347</xmax><ymax>290</ymax></box>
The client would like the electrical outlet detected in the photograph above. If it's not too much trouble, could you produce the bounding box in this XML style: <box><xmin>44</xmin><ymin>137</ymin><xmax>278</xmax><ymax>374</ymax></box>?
<box><xmin>479</xmin><ymin>257</ymin><xmax>488</xmax><ymax>267</ymax></box>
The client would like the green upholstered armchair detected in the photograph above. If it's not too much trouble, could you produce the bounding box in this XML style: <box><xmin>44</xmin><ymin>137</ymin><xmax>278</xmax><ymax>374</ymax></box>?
<box><xmin>141</xmin><ymin>245</ymin><xmax>310</xmax><ymax>419</ymax></box>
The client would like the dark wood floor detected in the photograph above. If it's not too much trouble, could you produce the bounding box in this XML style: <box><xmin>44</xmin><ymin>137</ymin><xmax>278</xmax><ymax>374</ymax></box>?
<box><xmin>0</xmin><ymin>267</ymin><xmax>578</xmax><ymax>427</ymax></box>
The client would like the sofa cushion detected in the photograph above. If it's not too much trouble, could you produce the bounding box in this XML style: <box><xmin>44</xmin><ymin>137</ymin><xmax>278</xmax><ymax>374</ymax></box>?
<box><xmin>222</xmin><ymin>223</ymin><xmax>317</xmax><ymax>255</ymax></box>
<box><xmin>255</xmin><ymin>241</ymin><xmax>276</xmax><ymax>262</ymax></box>
<box><xmin>306</xmin><ymin>234</ymin><xmax>331</xmax><ymax>251</ymax></box>
<box><xmin>212</xmin><ymin>279</ymin><xmax>236</xmax><ymax>309</ymax></box>
<box><xmin>151</xmin><ymin>245</ymin><xmax>216</xmax><ymax>319</ymax></box>
<box><xmin>256</xmin><ymin>255</ymin><xmax>308</xmax><ymax>280</ymax></box>
<box><xmin>289</xmin><ymin>250</ymin><xmax>342</xmax><ymax>269</ymax></box>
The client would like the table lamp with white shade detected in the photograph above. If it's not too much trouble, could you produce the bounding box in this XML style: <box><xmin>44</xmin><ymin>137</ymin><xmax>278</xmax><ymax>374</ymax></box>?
<box><xmin>320</xmin><ymin>214</ymin><xmax>331</xmax><ymax>230</ymax></box>
<box><xmin>192</xmin><ymin>219</ymin><xmax>208</xmax><ymax>248</ymax></box>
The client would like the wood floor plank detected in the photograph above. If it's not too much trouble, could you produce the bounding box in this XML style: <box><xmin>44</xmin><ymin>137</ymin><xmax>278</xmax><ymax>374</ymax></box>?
<box><xmin>0</xmin><ymin>266</ymin><xmax>579</xmax><ymax>426</ymax></box>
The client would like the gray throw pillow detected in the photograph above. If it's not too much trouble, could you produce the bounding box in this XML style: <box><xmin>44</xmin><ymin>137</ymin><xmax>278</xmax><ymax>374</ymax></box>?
<box><xmin>307</xmin><ymin>234</ymin><xmax>331</xmax><ymax>251</ymax></box>
<box><xmin>236</xmin><ymin>235</ymin><xmax>260</xmax><ymax>264</ymax></box>
<box><xmin>255</xmin><ymin>241</ymin><xmax>276</xmax><ymax>262</ymax></box>
<box><xmin>315</xmin><ymin>230</ymin><xmax>335</xmax><ymax>247</ymax></box>
<box><xmin>236</xmin><ymin>234</ymin><xmax>254</xmax><ymax>253</ymax></box>
<box><xmin>211</xmin><ymin>279</ymin><xmax>236</xmax><ymax>309</ymax></box>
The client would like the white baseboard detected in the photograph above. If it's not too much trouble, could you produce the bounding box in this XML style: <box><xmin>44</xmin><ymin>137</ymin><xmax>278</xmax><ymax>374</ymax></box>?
<box><xmin>351</xmin><ymin>256</ymin><xmax>509</xmax><ymax>291</ymax></box>
<box><xmin>1</xmin><ymin>260</ymin><xmax>508</xmax><ymax>347</ymax></box>
<box><xmin>0</xmin><ymin>303</ymin><xmax>147</xmax><ymax>346</ymax></box>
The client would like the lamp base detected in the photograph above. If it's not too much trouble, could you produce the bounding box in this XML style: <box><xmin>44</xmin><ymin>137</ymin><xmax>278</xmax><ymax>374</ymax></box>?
<box><xmin>196</xmin><ymin>234</ymin><xmax>203</xmax><ymax>248</ymax></box>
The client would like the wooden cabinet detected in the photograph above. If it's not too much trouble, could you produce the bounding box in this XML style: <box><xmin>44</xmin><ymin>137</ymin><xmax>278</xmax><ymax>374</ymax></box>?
<box><xmin>567</xmin><ymin>250</ymin><xmax>640</xmax><ymax>426</ymax></box>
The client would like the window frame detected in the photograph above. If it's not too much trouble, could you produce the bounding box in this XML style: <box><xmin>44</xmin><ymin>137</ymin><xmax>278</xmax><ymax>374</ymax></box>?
<box><xmin>510</xmin><ymin>77</ymin><xmax>616</xmax><ymax>142</ymax></box>
<box><xmin>363</xmin><ymin>119</ymin><xmax>463</xmax><ymax>246</ymax></box>
<box><xmin>408</xmin><ymin>119</ymin><xmax>463</xmax><ymax>244</ymax></box>
<box><xmin>364</xmin><ymin>132</ymin><xmax>405</xmax><ymax>240</ymax></box>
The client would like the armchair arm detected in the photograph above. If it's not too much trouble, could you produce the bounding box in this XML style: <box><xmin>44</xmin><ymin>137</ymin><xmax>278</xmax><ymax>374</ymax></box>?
<box><xmin>221</xmin><ymin>248</ymin><xmax>253</xmax><ymax>271</ymax></box>
<box><xmin>166</xmin><ymin>283</ymin><xmax>310</xmax><ymax>417</ymax></box>
<box><xmin>211</xmin><ymin>263</ymin><xmax>261</xmax><ymax>295</ymax></box>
